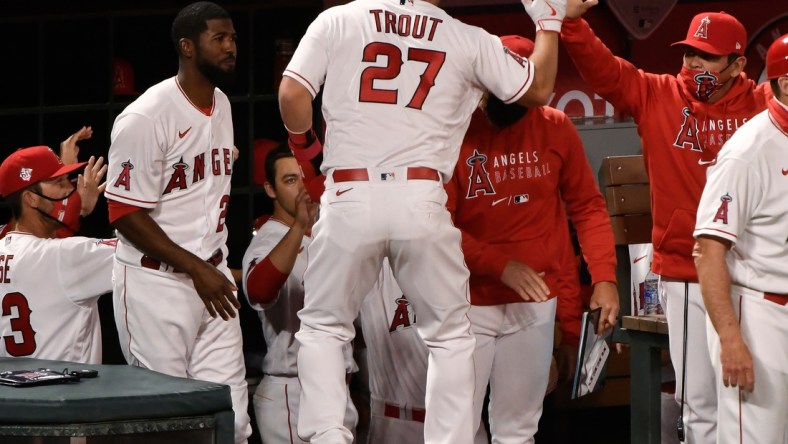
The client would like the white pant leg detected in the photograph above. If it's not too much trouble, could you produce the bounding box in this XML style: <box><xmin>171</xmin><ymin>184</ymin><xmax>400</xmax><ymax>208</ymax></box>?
<box><xmin>367</xmin><ymin>416</ymin><xmax>424</xmax><ymax>444</ymax></box>
<box><xmin>660</xmin><ymin>279</ymin><xmax>716</xmax><ymax>444</ymax></box>
<box><xmin>707</xmin><ymin>291</ymin><xmax>788</xmax><ymax>444</ymax></box>
<box><xmin>296</xmin><ymin>181</ymin><xmax>383</xmax><ymax>444</ymax></box>
<box><xmin>468</xmin><ymin>304</ymin><xmax>503</xmax><ymax>444</ymax></box>
<box><xmin>486</xmin><ymin>300</ymin><xmax>556</xmax><ymax>444</ymax></box>
<box><xmin>388</xmin><ymin>179</ymin><xmax>475</xmax><ymax>444</ymax></box>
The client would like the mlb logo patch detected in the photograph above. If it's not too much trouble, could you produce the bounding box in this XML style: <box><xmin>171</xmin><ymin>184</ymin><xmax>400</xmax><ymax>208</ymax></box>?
<box><xmin>381</xmin><ymin>172</ymin><xmax>395</xmax><ymax>181</ymax></box>
<box><xmin>19</xmin><ymin>168</ymin><xmax>32</xmax><ymax>182</ymax></box>
<box><xmin>513</xmin><ymin>194</ymin><xmax>529</xmax><ymax>204</ymax></box>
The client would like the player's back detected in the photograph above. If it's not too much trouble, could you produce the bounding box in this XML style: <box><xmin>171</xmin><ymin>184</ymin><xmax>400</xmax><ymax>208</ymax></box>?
<box><xmin>305</xmin><ymin>0</ymin><xmax>529</xmax><ymax>176</ymax></box>
<box><xmin>0</xmin><ymin>233</ymin><xmax>113</xmax><ymax>364</ymax></box>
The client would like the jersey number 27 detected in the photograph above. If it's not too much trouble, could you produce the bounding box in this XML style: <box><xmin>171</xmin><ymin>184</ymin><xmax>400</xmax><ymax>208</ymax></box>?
<box><xmin>359</xmin><ymin>42</ymin><xmax>445</xmax><ymax>110</ymax></box>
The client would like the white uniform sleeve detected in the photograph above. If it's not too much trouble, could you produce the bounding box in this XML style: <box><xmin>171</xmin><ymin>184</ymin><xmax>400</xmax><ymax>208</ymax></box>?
<box><xmin>282</xmin><ymin>12</ymin><xmax>330</xmax><ymax>98</ymax></box>
<box><xmin>54</xmin><ymin>237</ymin><xmax>116</xmax><ymax>304</ymax></box>
<box><xmin>105</xmin><ymin>113</ymin><xmax>166</xmax><ymax>208</ymax></box>
<box><xmin>694</xmin><ymin>157</ymin><xmax>759</xmax><ymax>244</ymax></box>
<box><xmin>473</xmin><ymin>31</ymin><xmax>535</xmax><ymax>104</ymax></box>
<box><xmin>241</xmin><ymin>229</ymin><xmax>280</xmax><ymax>311</ymax></box>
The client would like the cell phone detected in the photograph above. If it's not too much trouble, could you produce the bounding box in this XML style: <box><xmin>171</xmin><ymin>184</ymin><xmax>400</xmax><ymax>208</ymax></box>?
<box><xmin>70</xmin><ymin>369</ymin><xmax>99</xmax><ymax>378</ymax></box>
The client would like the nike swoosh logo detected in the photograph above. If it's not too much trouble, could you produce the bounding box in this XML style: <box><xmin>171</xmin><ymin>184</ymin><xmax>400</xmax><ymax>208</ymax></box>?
<box><xmin>178</xmin><ymin>127</ymin><xmax>192</xmax><ymax>139</ymax></box>
<box><xmin>492</xmin><ymin>197</ymin><xmax>508</xmax><ymax>206</ymax></box>
<box><xmin>545</xmin><ymin>1</ymin><xmax>557</xmax><ymax>16</ymax></box>
<box><xmin>633</xmin><ymin>254</ymin><xmax>648</xmax><ymax>263</ymax></box>
<box><xmin>782</xmin><ymin>168</ymin><xmax>788</xmax><ymax>176</ymax></box>
<box><xmin>698</xmin><ymin>158</ymin><xmax>716</xmax><ymax>166</ymax></box>
<box><xmin>336</xmin><ymin>188</ymin><xmax>353</xmax><ymax>196</ymax></box>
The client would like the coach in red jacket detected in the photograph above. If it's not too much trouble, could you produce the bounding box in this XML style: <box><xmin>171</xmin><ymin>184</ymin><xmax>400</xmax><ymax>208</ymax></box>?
<box><xmin>562</xmin><ymin>3</ymin><xmax>772</xmax><ymax>442</ymax></box>
<box><xmin>446</xmin><ymin>35</ymin><xmax>619</xmax><ymax>444</ymax></box>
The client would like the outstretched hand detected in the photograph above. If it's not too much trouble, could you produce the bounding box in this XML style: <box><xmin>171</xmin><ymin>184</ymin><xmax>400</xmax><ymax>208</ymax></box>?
<box><xmin>293</xmin><ymin>188</ymin><xmax>318</xmax><ymax>232</ymax></box>
<box><xmin>76</xmin><ymin>156</ymin><xmax>108</xmax><ymax>217</ymax></box>
<box><xmin>190</xmin><ymin>261</ymin><xmax>241</xmax><ymax>321</ymax></box>
<box><xmin>500</xmin><ymin>259</ymin><xmax>551</xmax><ymax>302</ymax></box>
<box><xmin>60</xmin><ymin>126</ymin><xmax>93</xmax><ymax>165</ymax></box>
<box><xmin>565</xmin><ymin>0</ymin><xmax>597</xmax><ymax>20</ymax></box>
<box><xmin>522</xmin><ymin>0</ymin><xmax>567</xmax><ymax>32</ymax></box>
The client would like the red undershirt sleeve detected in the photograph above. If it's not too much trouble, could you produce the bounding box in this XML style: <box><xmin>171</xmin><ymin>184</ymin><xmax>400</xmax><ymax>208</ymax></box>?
<box><xmin>245</xmin><ymin>256</ymin><xmax>289</xmax><ymax>305</ymax></box>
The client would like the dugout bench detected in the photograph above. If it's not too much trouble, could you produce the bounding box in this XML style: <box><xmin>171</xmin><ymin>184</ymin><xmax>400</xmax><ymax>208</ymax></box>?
<box><xmin>601</xmin><ymin>155</ymin><xmax>670</xmax><ymax>444</ymax></box>
<box><xmin>0</xmin><ymin>357</ymin><xmax>234</xmax><ymax>443</ymax></box>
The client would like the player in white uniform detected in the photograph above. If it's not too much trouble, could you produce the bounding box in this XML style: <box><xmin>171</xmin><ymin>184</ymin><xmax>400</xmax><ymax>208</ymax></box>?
<box><xmin>0</xmin><ymin>146</ymin><xmax>111</xmax><ymax>364</ymax></box>
<box><xmin>693</xmin><ymin>35</ymin><xmax>788</xmax><ymax>444</ymax></box>
<box><xmin>104</xmin><ymin>3</ymin><xmax>251</xmax><ymax>443</ymax></box>
<box><xmin>242</xmin><ymin>145</ymin><xmax>358</xmax><ymax>444</ymax></box>
<box><xmin>279</xmin><ymin>1</ymin><xmax>570</xmax><ymax>442</ymax></box>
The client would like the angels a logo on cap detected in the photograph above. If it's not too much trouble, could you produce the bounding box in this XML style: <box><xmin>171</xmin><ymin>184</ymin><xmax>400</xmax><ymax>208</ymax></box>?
<box><xmin>19</xmin><ymin>168</ymin><xmax>32</xmax><ymax>182</ymax></box>
<box><xmin>694</xmin><ymin>16</ymin><xmax>710</xmax><ymax>39</ymax></box>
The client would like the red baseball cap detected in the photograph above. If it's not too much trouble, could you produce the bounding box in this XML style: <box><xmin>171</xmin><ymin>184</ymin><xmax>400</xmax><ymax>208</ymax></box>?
<box><xmin>672</xmin><ymin>12</ymin><xmax>746</xmax><ymax>56</ymax></box>
<box><xmin>500</xmin><ymin>35</ymin><xmax>535</xmax><ymax>58</ymax></box>
<box><xmin>0</xmin><ymin>146</ymin><xmax>86</xmax><ymax>197</ymax></box>
<box><xmin>766</xmin><ymin>34</ymin><xmax>788</xmax><ymax>80</ymax></box>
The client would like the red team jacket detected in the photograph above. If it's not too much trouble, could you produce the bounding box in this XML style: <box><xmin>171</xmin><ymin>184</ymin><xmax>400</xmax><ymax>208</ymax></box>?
<box><xmin>561</xmin><ymin>18</ymin><xmax>772</xmax><ymax>281</ymax></box>
<box><xmin>446</xmin><ymin>108</ymin><xmax>617</xmax><ymax>344</ymax></box>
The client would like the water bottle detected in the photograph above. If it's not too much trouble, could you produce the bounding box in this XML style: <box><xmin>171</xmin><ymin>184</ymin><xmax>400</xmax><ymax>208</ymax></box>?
<box><xmin>643</xmin><ymin>267</ymin><xmax>660</xmax><ymax>315</ymax></box>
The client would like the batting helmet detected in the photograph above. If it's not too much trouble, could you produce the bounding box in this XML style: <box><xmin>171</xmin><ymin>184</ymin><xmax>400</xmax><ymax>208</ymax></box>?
<box><xmin>766</xmin><ymin>34</ymin><xmax>788</xmax><ymax>80</ymax></box>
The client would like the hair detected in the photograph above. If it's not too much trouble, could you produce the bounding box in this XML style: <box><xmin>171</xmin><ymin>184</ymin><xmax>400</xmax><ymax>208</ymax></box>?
<box><xmin>727</xmin><ymin>54</ymin><xmax>740</xmax><ymax>64</ymax></box>
<box><xmin>771</xmin><ymin>78</ymin><xmax>785</xmax><ymax>99</ymax></box>
<box><xmin>171</xmin><ymin>1</ymin><xmax>231</xmax><ymax>55</ymax></box>
<box><xmin>264</xmin><ymin>145</ymin><xmax>295</xmax><ymax>190</ymax></box>
<box><xmin>6</xmin><ymin>182</ymin><xmax>41</xmax><ymax>218</ymax></box>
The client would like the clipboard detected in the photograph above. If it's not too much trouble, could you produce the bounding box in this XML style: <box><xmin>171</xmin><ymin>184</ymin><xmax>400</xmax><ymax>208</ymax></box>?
<box><xmin>570</xmin><ymin>308</ymin><xmax>611</xmax><ymax>399</ymax></box>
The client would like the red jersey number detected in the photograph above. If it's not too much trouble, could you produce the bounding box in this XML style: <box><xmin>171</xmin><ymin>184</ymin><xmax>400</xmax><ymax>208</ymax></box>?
<box><xmin>358</xmin><ymin>43</ymin><xmax>446</xmax><ymax>110</ymax></box>
<box><xmin>2</xmin><ymin>292</ymin><xmax>37</xmax><ymax>357</ymax></box>
<box><xmin>216</xmin><ymin>194</ymin><xmax>230</xmax><ymax>233</ymax></box>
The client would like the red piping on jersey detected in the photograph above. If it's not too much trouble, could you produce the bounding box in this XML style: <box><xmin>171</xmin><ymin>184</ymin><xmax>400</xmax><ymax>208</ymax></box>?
<box><xmin>175</xmin><ymin>76</ymin><xmax>215</xmax><ymax>116</ymax></box>
<box><xmin>285</xmin><ymin>384</ymin><xmax>294</xmax><ymax>444</ymax></box>
<box><xmin>122</xmin><ymin>266</ymin><xmax>133</xmax><ymax>359</ymax></box>
<box><xmin>737</xmin><ymin>294</ymin><xmax>743</xmax><ymax>444</ymax></box>
<box><xmin>697</xmin><ymin>227</ymin><xmax>738</xmax><ymax>239</ymax></box>
<box><xmin>105</xmin><ymin>190</ymin><xmax>157</xmax><ymax>205</ymax></box>
<box><xmin>284</xmin><ymin>69</ymin><xmax>318</xmax><ymax>96</ymax></box>
<box><xmin>503</xmin><ymin>65</ymin><xmax>532</xmax><ymax>104</ymax></box>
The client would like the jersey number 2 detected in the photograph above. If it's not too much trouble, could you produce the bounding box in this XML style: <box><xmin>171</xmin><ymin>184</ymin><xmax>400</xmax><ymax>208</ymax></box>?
<box><xmin>358</xmin><ymin>42</ymin><xmax>446</xmax><ymax>110</ymax></box>
<box><xmin>2</xmin><ymin>292</ymin><xmax>37</xmax><ymax>356</ymax></box>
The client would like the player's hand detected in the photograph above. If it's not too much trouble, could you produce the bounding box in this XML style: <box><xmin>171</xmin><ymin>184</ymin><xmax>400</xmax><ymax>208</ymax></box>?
<box><xmin>500</xmin><ymin>259</ymin><xmax>551</xmax><ymax>302</ymax></box>
<box><xmin>719</xmin><ymin>334</ymin><xmax>754</xmax><ymax>392</ymax></box>
<box><xmin>60</xmin><ymin>126</ymin><xmax>93</xmax><ymax>165</ymax></box>
<box><xmin>293</xmin><ymin>188</ymin><xmax>318</xmax><ymax>232</ymax></box>
<box><xmin>589</xmin><ymin>281</ymin><xmax>619</xmax><ymax>335</ymax></box>
<box><xmin>190</xmin><ymin>261</ymin><xmax>241</xmax><ymax>321</ymax></box>
<box><xmin>232</xmin><ymin>145</ymin><xmax>239</xmax><ymax>163</ymax></box>
<box><xmin>565</xmin><ymin>0</ymin><xmax>597</xmax><ymax>20</ymax></box>
<box><xmin>76</xmin><ymin>156</ymin><xmax>108</xmax><ymax>217</ymax></box>
<box><xmin>522</xmin><ymin>0</ymin><xmax>567</xmax><ymax>33</ymax></box>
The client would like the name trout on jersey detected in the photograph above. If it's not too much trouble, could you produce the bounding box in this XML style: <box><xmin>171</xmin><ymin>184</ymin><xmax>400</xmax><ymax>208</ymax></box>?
<box><xmin>368</xmin><ymin>9</ymin><xmax>443</xmax><ymax>41</ymax></box>
<box><xmin>112</xmin><ymin>147</ymin><xmax>234</xmax><ymax>195</ymax></box>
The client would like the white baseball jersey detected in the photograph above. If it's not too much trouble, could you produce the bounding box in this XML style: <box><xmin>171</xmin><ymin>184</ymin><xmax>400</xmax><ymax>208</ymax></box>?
<box><xmin>694</xmin><ymin>104</ymin><xmax>788</xmax><ymax>291</ymax></box>
<box><xmin>0</xmin><ymin>233</ymin><xmax>115</xmax><ymax>364</ymax></box>
<box><xmin>284</xmin><ymin>0</ymin><xmax>534</xmax><ymax>178</ymax></box>
<box><xmin>106</xmin><ymin>77</ymin><xmax>234</xmax><ymax>265</ymax></box>
<box><xmin>241</xmin><ymin>218</ymin><xmax>356</xmax><ymax>376</ymax></box>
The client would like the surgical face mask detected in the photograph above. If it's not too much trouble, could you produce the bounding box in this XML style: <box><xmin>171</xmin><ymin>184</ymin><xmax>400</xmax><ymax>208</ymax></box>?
<box><xmin>679</xmin><ymin>61</ymin><xmax>734</xmax><ymax>102</ymax></box>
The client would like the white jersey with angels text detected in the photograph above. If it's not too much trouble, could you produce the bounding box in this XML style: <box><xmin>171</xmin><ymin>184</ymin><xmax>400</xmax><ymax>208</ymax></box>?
<box><xmin>284</xmin><ymin>0</ymin><xmax>534</xmax><ymax>178</ymax></box>
<box><xmin>694</xmin><ymin>106</ymin><xmax>788</xmax><ymax>292</ymax></box>
<box><xmin>0</xmin><ymin>233</ymin><xmax>115</xmax><ymax>364</ymax></box>
<box><xmin>106</xmin><ymin>77</ymin><xmax>234</xmax><ymax>265</ymax></box>
<box><xmin>242</xmin><ymin>219</ymin><xmax>355</xmax><ymax>376</ymax></box>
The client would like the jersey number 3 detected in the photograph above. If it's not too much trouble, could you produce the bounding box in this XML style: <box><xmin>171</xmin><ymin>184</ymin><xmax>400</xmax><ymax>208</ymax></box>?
<box><xmin>2</xmin><ymin>292</ymin><xmax>37</xmax><ymax>356</ymax></box>
<box><xmin>359</xmin><ymin>42</ymin><xmax>445</xmax><ymax>110</ymax></box>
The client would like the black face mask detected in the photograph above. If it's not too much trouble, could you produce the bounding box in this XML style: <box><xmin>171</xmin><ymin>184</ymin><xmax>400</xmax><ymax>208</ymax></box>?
<box><xmin>483</xmin><ymin>94</ymin><xmax>528</xmax><ymax>128</ymax></box>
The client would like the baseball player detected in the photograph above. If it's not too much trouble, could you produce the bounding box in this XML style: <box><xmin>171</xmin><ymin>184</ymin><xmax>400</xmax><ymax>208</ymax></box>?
<box><xmin>445</xmin><ymin>35</ymin><xmax>619</xmax><ymax>443</ymax></box>
<box><xmin>562</xmin><ymin>3</ymin><xmax>773</xmax><ymax>441</ymax></box>
<box><xmin>693</xmin><ymin>35</ymin><xmax>788</xmax><ymax>444</ymax></box>
<box><xmin>104</xmin><ymin>3</ymin><xmax>251</xmax><ymax>443</ymax></box>
<box><xmin>0</xmin><ymin>146</ymin><xmax>112</xmax><ymax>364</ymax></box>
<box><xmin>242</xmin><ymin>145</ymin><xmax>358</xmax><ymax>444</ymax></box>
<box><xmin>279</xmin><ymin>0</ymin><xmax>574</xmax><ymax>442</ymax></box>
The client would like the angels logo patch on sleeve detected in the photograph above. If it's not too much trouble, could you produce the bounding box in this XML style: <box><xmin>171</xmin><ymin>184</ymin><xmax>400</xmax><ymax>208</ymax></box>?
<box><xmin>713</xmin><ymin>193</ymin><xmax>732</xmax><ymax>224</ymax></box>
<box><xmin>113</xmin><ymin>160</ymin><xmax>134</xmax><ymax>191</ymax></box>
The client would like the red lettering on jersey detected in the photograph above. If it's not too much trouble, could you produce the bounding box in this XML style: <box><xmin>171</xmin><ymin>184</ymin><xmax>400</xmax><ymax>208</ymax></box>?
<box><xmin>389</xmin><ymin>296</ymin><xmax>415</xmax><ymax>332</ymax></box>
<box><xmin>466</xmin><ymin>149</ymin><xmax>496</xmax><ymax>198</ymax></box>
<box><xmin>427</xmin><ymin>17</ymin><xmax>442</xmax><ymax>41</ymax></box>
<box><xmin>0</xmin><ymin>255</ymin><xmax>12</xmax><ymax>283</ymax></box>
<box><xmin>216</xmin><ymin>194</ymin><xmax>230</xmax><ymax>233</ymax></box>
<box><xmin>370</xmin><ymin>10</ymin><xmax>440</xmax><ymax>41</ymax></box>
<box><xmin>713</xmin><ymin>193</ymin><xmax>732</xmax><ymax>224</ymax></box>
<box><xmin>370</xmin><ymin>10</ymin><xmax>383</xmax><ymax>32</ymax></box>
<box><xmin>163</xmin><ymin>157</ymin><xmax>189</xmax><ymax>195</ymax></box>
<box><xmin>97</xmin><ymin>239</ymin><xmax>118</xmax><ymax>248</ymax></box>
<box><xmin>193</xmin><ymin>153</ymin><xmax>205</xmax><ymax>182</ymax></box>
<box><xmin>505</xmin><ymin>47</ymin><xmax>527</xmax><ymax>68</ymax></box>
<box><xmin>412</xmin><ymin>15</ymin><xmax>428</xmax><ymax>39</ymax></box>
<box><xmin>113</xmin><ymin>160</ymin><xmax>134</xmax><ymax>191</ymax></box>
<box><xmin>397</xmin><ymin>14</ymin><xmax>411</xmax><ymax>36</ymax></box>
<box><xmin>211</xmin><ymin>149</ymin><xmax>222</xmax><ymax>175</ymax></box>
<box><xmin>2</xmin><ymin>292</ymin><xmax>37</xmax><ymax>357</ymax></box>
<box><xmin>673</xmin><ymin>107</ymin><xmax>702</xmax><ymax>151</ymax></box>
<box><xmin>223</xmin><ymin>148</ymin><xmax>232</xmax><ymax>175</ymax></box>
<box><xmin>693</xmin><ymin>16</ymin><xmax>710</xmax><ymax>40</ymax></box>
<box><xmin>384</xmin><ymin>11</ymin><xmax>396</xmax><ymax>34</ymax></box>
